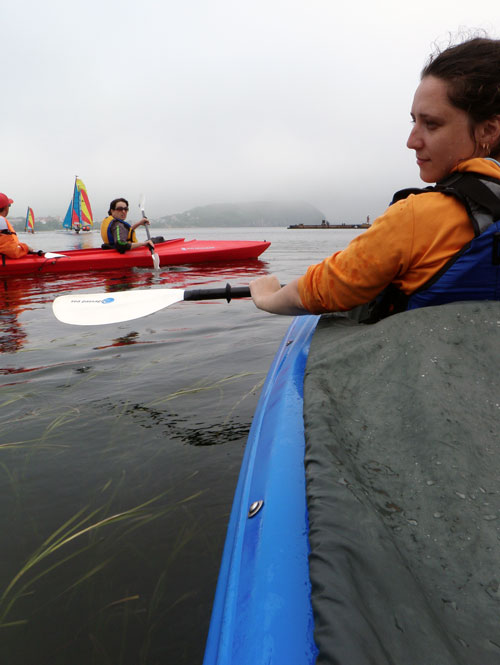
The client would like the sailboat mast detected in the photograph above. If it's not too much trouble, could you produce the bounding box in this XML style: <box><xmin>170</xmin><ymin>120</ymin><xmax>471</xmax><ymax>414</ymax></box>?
<box><xmin>72</xmin><ymin>174</ymin><xmax>80</xmax><ymax>233</ymax></box>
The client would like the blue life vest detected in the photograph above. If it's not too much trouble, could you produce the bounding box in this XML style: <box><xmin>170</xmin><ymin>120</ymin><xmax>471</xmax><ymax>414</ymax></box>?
<box><xmin>407</xmin><ymin>219</ymin><xmax>500</xmax><ymax>309</ymax></box>
<box><xmin>363</xmin><ymin>171</ymin><xmax>500</xmax><ymax>322</ymax></box>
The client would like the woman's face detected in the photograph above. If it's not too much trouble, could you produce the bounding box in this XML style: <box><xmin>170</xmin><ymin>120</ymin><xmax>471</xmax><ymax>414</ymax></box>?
<box><xmin>112</xmin><ymin>201</ymin><xmax>129</xmax><ymax>220</ymax></box>
<box><xmin>407</xmin><ymin>75</ymin><xmax>480</xmax><ymax>183</ymax></box>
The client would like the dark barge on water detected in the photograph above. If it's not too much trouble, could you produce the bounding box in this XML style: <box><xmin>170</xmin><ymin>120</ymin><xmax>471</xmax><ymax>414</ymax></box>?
<box><xmin>287</xmin><ymin>218</ymin><xmax>370</xmax><ymax>230</ymax></box>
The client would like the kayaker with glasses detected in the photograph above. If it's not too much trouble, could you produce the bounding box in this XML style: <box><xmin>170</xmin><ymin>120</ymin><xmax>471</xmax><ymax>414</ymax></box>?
<box><xmin>250</xmin><ymin>35</ymin><xmax>500</xmax><ymax>320</ymax></box>
<box><xmin>100</xmin><ymin>198</ymin><xmax>155</xmax><ymax>253</ymax></box>
<box><xmin>0</xmin><ymin>193</ymin><xmax>37</xmax><ymax>259</ymax></box>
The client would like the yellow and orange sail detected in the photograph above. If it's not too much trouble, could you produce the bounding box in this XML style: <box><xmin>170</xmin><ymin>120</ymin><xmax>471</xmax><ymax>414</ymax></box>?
<box><xmin>25</xmin><ymin>207</ymin><xmax>35</xmax><ymax>233</ymax></box>
<box><xmin>63</xmin><ymin>176</ymin><xmax>93</xmax><ymax>231</ymax></box>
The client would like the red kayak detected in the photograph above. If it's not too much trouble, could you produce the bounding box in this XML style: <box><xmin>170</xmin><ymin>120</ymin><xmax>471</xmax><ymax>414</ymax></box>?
<box><xmin>0</xmin><ymin>238</ymin><xmax>270</xmax><ymax>276</ymax></box>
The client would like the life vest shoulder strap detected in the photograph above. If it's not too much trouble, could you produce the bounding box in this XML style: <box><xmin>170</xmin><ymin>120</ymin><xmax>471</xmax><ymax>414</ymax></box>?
<box><xmin>392</xmin><ymin>172</ymin><xmax>500</xmax><ymax>236</ymax></box>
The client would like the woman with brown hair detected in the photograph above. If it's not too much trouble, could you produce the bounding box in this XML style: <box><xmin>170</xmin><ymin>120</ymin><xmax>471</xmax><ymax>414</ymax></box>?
<box><xmin>250</xmin><ymin>36</ymin><xmax>500</xmax><ymax>319</ymax></box>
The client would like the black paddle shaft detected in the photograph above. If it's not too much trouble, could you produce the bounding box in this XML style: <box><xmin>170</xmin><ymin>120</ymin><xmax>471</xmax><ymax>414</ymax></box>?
<box><xmin>183</xmin><ymin>283</ymin><xmax>251</xmax><ymax>302</ymax></box>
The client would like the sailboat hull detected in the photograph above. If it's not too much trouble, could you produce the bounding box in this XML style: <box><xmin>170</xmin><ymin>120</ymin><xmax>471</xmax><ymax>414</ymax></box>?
<box><xmin>0</xmin><ymin>238</ymin><xmax>270</xmax><ymax>276</ymax></box>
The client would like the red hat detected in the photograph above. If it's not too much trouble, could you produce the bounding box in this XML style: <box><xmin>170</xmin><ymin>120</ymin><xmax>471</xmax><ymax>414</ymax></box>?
<box><xmin>0</xmin><ymin>193</ymin><xmax>13</xmax><ymax>209</ymax></box>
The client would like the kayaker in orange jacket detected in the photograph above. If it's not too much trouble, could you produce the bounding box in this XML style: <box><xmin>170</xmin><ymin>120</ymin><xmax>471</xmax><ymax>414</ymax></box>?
<box><xmin>0</xmin><ymin>193</ymin><xmax>35</xmax><ymax>259</ymax></box>
<box><xmin>249</xmin><ymin>35</ymin><xmax>500</xmax><ymax>316</ymax></box>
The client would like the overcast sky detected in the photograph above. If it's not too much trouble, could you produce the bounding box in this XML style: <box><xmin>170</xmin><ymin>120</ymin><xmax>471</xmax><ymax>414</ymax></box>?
<box><xmin>3</xmin><ymin>0</ymin><xmax>500</xmax><ymax>222</ymax></box>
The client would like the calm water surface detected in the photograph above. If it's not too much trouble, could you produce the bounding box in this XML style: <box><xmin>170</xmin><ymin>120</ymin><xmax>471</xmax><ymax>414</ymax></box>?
<box><xmin>0</xmin><ymin>226</ymin><xmax>360</xmax><ymax>664</ymax></box>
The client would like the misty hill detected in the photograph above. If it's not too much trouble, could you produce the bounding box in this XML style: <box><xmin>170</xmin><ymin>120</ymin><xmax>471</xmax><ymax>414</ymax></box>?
<box><xmin>158</xmin><ymin>200</ymin><xmax>325</xmax><ymax>228</ymax></box>
<box><xmin>8</xmin><ymin>200</ymin><xmax>326</xmax><ymax>231</ymax></box>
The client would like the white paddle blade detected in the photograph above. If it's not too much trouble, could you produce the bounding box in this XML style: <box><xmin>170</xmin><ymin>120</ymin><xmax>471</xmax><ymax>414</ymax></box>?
<box><xmin>52</xmin><ymin>289</ymin><xmax>186</xmax><ymax>325</ymax></box>
<box><xmin>44</xmin><ymin>252</ymin><xmax>67</xmax><ymax>258</ymax></box>
<box><xmin>139</xmin><ymin>194</ymin><xmax>146</xmax><ymax>219</ymax></box>
<box><xmin>152</xmin><ymin>251</ymin><xmax>160</xmax><ymax>270</ymax></box>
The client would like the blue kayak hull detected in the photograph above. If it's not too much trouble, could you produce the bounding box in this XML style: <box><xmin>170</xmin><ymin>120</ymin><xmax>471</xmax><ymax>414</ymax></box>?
<box><xmin>203</xmin><ymin>315</ymin><xmax>320</xmax><ymax>665</ymax></box>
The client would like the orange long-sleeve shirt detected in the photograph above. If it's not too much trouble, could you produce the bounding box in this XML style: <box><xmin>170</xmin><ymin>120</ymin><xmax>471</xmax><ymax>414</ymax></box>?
<box><xmin>298</xmin><ymin>158</ymin><xmax>500</xmax><ymax>313</ymax></box>
<box><xmin>0</xmin><ymin>217</ymin><xmax>30</xmax><ymax>259</ymax></box>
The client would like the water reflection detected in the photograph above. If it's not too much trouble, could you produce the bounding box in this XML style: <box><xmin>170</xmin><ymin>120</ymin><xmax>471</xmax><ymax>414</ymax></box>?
<box><xmin>0</xmin><ymin>259</ymin><xmax>269</xmax><ymax>353</ymax></box>
<box><xmin>67</xmin><ymin>232</ymin><xmax>96</xmax><ymax>250</ymax></box>
<box><xmin>0</xmin><ymin>279</ymin><xmax>28</xmax><ymax>353</ymax></box>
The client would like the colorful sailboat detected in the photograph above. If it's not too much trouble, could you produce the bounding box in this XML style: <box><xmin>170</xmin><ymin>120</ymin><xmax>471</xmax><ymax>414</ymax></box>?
<box><xmin>25</xmin><ymin>207</ymin><xmax>35</xmax><ymax>233</ymax></box>
<box><xmin>62</xmin><ymin>176</ymin><xmax>93</xmax><ymax>233</ymax></box>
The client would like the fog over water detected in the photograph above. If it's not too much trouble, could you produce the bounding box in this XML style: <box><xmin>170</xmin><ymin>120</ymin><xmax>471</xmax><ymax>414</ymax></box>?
<box><xmin>4</xmin><ymin>0</ymin><xmax>500</xmax><ymax>221</ymax></box>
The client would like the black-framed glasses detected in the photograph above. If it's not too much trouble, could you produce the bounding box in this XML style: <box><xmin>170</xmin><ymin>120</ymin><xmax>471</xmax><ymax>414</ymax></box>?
<box><xmin>115</xmin><ymin>206</ymin><xmax>129</xmax><ymax>212</ymax></box>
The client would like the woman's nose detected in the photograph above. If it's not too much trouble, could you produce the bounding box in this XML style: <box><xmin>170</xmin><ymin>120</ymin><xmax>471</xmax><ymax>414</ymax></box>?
<box><xmin>407</xmin><ymin>125</ymin><xmax>422</xmax><ymax>150</ymax></box>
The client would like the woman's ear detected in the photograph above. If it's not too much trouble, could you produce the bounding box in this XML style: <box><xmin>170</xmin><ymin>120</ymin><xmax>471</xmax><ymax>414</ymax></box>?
<box><xmin>476</xmin><ymin>115</ymin><xmax>500</xmax><ymax>152</ymax></box>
